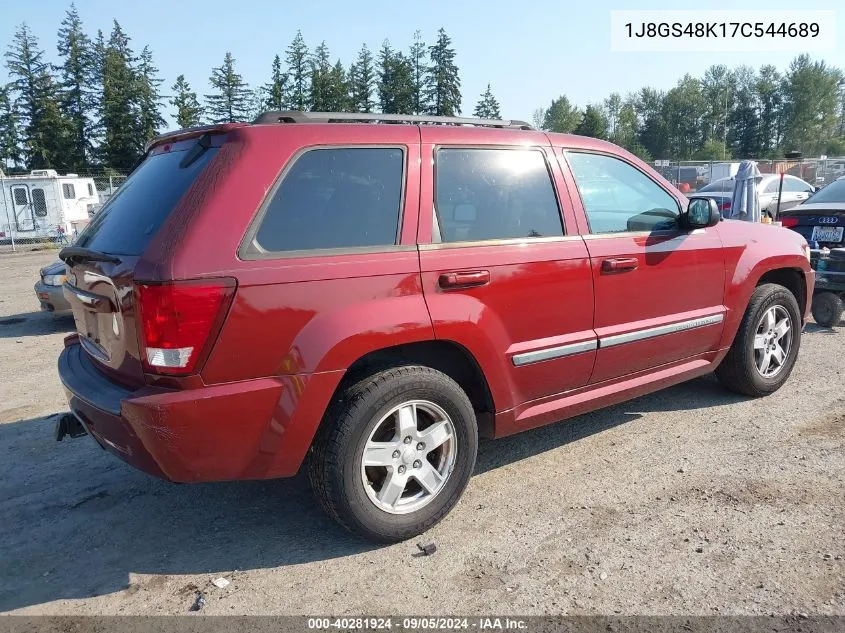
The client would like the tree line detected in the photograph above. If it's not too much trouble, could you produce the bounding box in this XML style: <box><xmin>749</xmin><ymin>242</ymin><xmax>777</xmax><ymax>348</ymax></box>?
<box><xmin>1</xmin><ymin>4</ymin><xmax>843</xmax><ymax>175</ymax></box>
<box><xmin>535</xmin><ymin>57</ymin><xmax>845</xmax><ymax>162</ymax></box>
<box><xmin>0</xmin><ymin>5</ymin><xmax>491</xmax><ymax>172</ymax></box>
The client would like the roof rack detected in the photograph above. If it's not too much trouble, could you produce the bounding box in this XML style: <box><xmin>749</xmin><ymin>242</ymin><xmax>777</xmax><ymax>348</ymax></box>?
<box><xmin>253</xmin><ymin>110</ymin><xmax>534</xmax><ymax>130</ymax></box>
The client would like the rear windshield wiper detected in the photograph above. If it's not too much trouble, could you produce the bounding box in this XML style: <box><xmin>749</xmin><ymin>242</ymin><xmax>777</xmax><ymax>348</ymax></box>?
<box><xmin>59</xmin><ymin>246</ymin><xmax>122</xmax><ymax>266</ymax></box>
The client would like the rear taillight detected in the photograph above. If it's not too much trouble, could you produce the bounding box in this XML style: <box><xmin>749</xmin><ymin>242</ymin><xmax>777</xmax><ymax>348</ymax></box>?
<box><xmin>780</xmin><ymin>217</ymin><xmax>800</xmax><ymax>228</ymax></box>
<box><xmin>135</xmin><ymin>279</ymin><xmax>235</xmax><ymax>376</ymax></box>
<box><xmin>718</xmin><ymin>201</ymin><xmax>732</xmax><ymax>211</ymax></box>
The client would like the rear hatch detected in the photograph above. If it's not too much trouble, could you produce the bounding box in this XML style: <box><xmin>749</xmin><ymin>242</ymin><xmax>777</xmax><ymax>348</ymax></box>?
<box><xmin>61</xmin><ymin>133</ymin><xmax>226</xmax><ymax>388</ymax></box>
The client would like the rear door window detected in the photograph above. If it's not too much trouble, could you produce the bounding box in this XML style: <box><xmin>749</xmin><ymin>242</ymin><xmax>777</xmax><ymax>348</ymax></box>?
<box><xmin>74</xmin><ymin>143</ymin><xmax>219</xmax><ymax>256</ymax></box>
<box><xmin>434</xmin><ymin>148</ymin><xmax>563</xmax><ymax>242</ymax></box>
<box><xmin>250</xmin><ymin>147</ymin><xmax>404</xmax><ymax>254</ymax></box>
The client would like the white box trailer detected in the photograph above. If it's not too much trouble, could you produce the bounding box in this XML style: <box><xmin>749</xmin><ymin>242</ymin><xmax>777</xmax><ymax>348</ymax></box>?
<box><xmin>0</xmin><ymin>169</ymin><xmax>100</xmax><ymax>242</ymax></box>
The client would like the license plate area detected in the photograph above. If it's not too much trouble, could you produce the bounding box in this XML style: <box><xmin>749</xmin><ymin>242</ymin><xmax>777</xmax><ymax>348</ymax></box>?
<box><xmin>811</xmin><ymin>226</ymin><xmax>843</xmax><ymax>243</ymax></box>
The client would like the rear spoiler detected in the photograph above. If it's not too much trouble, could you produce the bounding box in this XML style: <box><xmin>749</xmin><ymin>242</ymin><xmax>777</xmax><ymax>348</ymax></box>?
<box><xmin>144</xmin><ymin>122</ymin><xmax>248</xmax><ymax>154</ymax></box>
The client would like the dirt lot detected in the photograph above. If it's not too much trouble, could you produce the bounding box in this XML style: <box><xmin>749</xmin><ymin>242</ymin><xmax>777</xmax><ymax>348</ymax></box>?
<box><xmin>0</xmin><ymin>248</ymin><xmax>843</xmax><ymax>616</ymax></box>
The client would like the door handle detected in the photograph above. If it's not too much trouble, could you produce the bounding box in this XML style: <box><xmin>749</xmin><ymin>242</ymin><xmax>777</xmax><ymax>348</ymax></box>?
<box><xmin>438</xmin><ymin>270</ymin><xmax>490</xmax><ymax>289</ymax></box>
<box><xmin>601</xmin><ymin>258</ymin><xmax>639</xmax><ymax>273</ymax></box>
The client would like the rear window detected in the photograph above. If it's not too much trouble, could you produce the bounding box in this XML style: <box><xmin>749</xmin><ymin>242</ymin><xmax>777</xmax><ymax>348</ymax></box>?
<box><xmin>698</xmin><ymin>178</ymin><xmax>733</xmax><ymax>192</ymax></box>
<box><xmin>74</xmin><ymin>144</ymin><xmax>219</xmax><ymax>256</ymax></box>
<box><xmin>252</xmin><ymin>147</ymin><xmax>404</xmax><ymax>254</ymax></box>
<box><xmin>808</xmin><ymin>178</ymin><xmax>845</xmax><ymax>204</ymax></box>
<box><xmin>32</xmin><ymin>189</ymin><xmax>47</xmax><ymax>217</ymax></box>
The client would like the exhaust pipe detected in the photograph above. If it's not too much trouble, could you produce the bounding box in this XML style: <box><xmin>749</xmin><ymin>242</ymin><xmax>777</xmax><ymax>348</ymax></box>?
<box><xmin>55</xmin><ymin>413</ymin><xmax>88</xmax><ymax>441</ymax></box>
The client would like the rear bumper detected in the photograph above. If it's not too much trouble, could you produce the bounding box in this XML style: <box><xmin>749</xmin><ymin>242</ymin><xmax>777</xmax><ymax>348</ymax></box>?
<box><xmin>58</xmin><ymin>342</ymin><xmax>341</xmax><ymax>482</ymax></box>
<box><xmin>34</xmin><ymin>281</ymin><xmax>71</xmax><ymax>314</ymax></box>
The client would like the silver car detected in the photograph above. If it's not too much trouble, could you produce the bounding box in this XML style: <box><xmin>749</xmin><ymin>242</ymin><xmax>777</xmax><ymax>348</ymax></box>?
<box><xmin>692</xmin><ymin>174</ymin><xmax>816</xmax><ymax>215</ymax></box>
<box><xmin>34</xmin><ymin>260</ymin><xmax>71</xmax><ymax>314</ymax></box>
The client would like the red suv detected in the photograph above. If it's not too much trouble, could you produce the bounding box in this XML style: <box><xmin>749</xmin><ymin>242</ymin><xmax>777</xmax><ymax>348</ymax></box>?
<box><xmin>57</xmin><ymin>111</ymin><xmax>814</xmax><ymax>542</ymax></box>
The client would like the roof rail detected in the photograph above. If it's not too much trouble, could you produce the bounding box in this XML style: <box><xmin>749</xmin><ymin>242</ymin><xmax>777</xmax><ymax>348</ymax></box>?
<box><xmin>253</xmin><ymin>110</ymin><xmax>534</xmax><ymax>130</ymax></box>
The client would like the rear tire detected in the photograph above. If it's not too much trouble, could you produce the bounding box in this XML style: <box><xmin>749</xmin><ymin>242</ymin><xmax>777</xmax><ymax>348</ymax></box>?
<box><xmin>715</xmin><ymin>283</ymin><xmax>802</xmax><ymax>397</ymax></box>
<box><xmin>309</xmin><ymin>365</ymin><xmax>478</xmax><ymax>543</ymax></box>
<box><xmin>811</xmin><ymin>292</ymin><xmax>843</xmax><ymax>328</ymax></box>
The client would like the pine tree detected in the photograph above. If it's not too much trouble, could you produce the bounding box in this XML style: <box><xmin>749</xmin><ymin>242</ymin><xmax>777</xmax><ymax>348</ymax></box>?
<box><xmin>425</xmin><ymin>28</ymin><xmax>461</xmax><ymax>116</ymax></box>
<box><xmin>5</xmin><ymin>23</ymin><xmax>69</xmax><ymax>169</ymax></box>
<box><xmin>309</xmin><ymin>41</ymin><xmax>332</xmax><ymax>111</ymax></box>
<box><xmin>377</xmin><ymin>40</ymin><xmax>395</xmax><ymax>113</ymax></box>
<box><xmin>170</xmin><ymin>75</ymin><xmax>203</xmax><ymax>128</ymax></box>
<box><xmin>134</xmin><ymin>45</ymin><xmax>165</xmax><ymax>149</ymax></box>
<box><xmin>473</xmin><ymin>83</ymin><xmax>501</xmax><ymax>119</ymax></box>
<box><xmin>285</xmin><ymin>30</ymin><xmax>309</xmax><ymax>111</ymax></box>
<box><xmin>264</xmin><ymin>54</ymin><xmax>287</xmax><ymax>111</ymax></box>
<box><xmin>377</xmin><ymin>42</ymin><xmax>414</xmax><ymax>114</ymax></box>
<box><xmin>0</xmin><ymin>84</ymin><xmax>21</xmax><ymax>168</ymax></box>
<box><xmin>574</xmin><ymin>104</ymin><xmax>608</xmax><ymax>139</ymax></box>
<box><xmin>205</xmin><ymin>51</ymin><xmax>251</xmax><ymax>123</ymax></box>
<box><xmin>100</xmin><ymin>21</ymin><xmax>139</xmax><ymax>169</ymax></box>
<box><xmin>409</xmin><ymin>30</ymin><xmax>429</xmax><ymax>115</ymax></box>
<box><xmin>327</xmin><ymin>60</ymin><xmax>350</xmax><ymax>112</ymax></box>
<box><xmin>246</xmin><ymin>86</ymin><xmax>268</xmax><ymax>121</ymax></box>
<box><xmin>56</xmin><ymin>3</ymin><xmax>93</xmax><ymax>170</ymax></box>
<box><xmin>349</xmin><ymin>44</ymin><xmax>374</xmax><ymax>113</ymax></box>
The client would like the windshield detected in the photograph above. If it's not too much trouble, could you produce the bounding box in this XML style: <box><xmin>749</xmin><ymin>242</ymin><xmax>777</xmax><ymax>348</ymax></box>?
<box><xmin>807</xmin><ymin>178</ymin><xmax>845</xmax><ymax>204</ymax></box>
<box><xmin>698</xmin><ymin>178</ymin><xmax>733</xmax><ymax>193</ymax></box>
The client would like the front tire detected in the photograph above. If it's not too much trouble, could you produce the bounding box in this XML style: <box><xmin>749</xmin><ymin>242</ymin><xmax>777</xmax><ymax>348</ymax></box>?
<box><xmin>811</xmin><ymin>291</ymin><xmax>843</xmax><ymax>328</ymax></box>
<box><xmin>309</xmin><ymin>365</ymin><xmax>478</xmax><ymax>543</ymax></box>
<box><xmin>715</xmin><ymin>283</ymin><xmax>802</xmax><ymax>397</ymax></box>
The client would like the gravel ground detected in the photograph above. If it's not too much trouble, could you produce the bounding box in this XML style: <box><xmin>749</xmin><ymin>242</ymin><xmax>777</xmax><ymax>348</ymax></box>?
<box><xmin>0</xmin><ymin>249</ymin><xmax>843</xmax><ymax>616</ymax></box>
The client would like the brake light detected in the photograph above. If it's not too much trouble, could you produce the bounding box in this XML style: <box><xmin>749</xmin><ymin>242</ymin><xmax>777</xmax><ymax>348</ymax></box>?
<box><xmin>780</xmin><ymin>217</ymin><xmax>800</xmax><ymax>228</ymax></box>
<box><xmin>718</xmin><ymin>201</ymin><xmax>732</xmax><ymax>211</ymax></box>
<box><xmin>135</xmin><ymin>279</ymin><xmax>235</xmax><ymax>375</ymax></box>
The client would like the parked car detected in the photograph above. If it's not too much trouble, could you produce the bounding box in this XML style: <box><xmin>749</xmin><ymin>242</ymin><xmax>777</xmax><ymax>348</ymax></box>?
<box><xmin>780</xmin><ymin>176</ymin><xmax>845</xmax><ymax>327</ymax></box>
<box><xmin>56</xmin><ymin>112</ymin><xmax>814</xmax><ymax>543</ymax></box>
<box><xmin>691</xmin><ymin>174</ymin><xmax>816</xmax><ymax>216</ymax></box>
<box><xmin>34</xmin><ymin>260</ymin><xmax>71</xmax><ymax>314</ymax></box>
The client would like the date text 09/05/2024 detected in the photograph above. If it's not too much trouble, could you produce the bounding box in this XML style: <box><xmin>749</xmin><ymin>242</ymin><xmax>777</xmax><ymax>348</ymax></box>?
<box><xmin>624</xmin><ymin>22</ymin><xmax>820</xmax><ymax>38</ymax></box>
<box><xmin>307</xmin><ymin>617</ymin><xmax>529</xmax><ymax>630</ymax></box>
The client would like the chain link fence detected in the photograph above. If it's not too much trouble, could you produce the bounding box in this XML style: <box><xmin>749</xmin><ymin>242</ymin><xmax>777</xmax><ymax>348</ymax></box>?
<box><xmin>654</xmin><ymin>156</ymin><xmax>845</xmax><ymax>193</ymax></box>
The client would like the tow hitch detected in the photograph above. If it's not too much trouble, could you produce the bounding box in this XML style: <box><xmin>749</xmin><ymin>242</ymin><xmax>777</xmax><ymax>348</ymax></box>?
<box><xmin>55</xmin><ymin>413</ymin><xmax>88</xmax><ymax>441</ymax></box>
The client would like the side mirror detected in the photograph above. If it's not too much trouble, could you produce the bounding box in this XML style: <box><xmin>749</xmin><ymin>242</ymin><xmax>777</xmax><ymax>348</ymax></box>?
<box><xmin>684</xmin><ymin>197</ymin><xmax>721</xmax><ymax>229</ymax></box>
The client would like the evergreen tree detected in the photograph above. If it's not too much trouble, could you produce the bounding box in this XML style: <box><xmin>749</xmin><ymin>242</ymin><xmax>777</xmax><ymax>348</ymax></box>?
<box><xmin>309</xmin><ymin>41</ymin><xmax>332</xmax><ymax>111</ymax></box>
<box><xmin>56</xmin><ymin>3</ymin><xmax>93</xmax><ymax>170</ymax></box>
<box><xmin>425</xmin><ymin>28</ymin><xmax>461</xmax><ymax>116</ymax></box>
<box><xmin>134</xmin><ymin>45</ymin><xmax>165</xmax><ymax>148</ymax></box>
<box><xmin>170</xmin><ymin>75</ymin><xmax>203</xmax><ymax>128</ymax></box>
<box><xmin>264</xmin><ymin>54</ymin><xmax>287</xmax><ymax>111</ymax></box>
<box><xmin>700</xmin><ymin>65</ymin><xmax>735</xmax><ymax>145</ymax></box>
<box><xmin>246</xmin><ymin>86</ymin><xmax>268</xmax><ymax>121</ymax></box>
<box><xmin>727</xmin><ymin>66</ymin><xmax>761</xmax><ymax>158</ymax></box>
<box><xmin>635</xmin><ymin>87</ymin><xmax>668</xmax><ymax>159</ymax></box>
<box><xmin>409</xmin><ymin>30</ymin><xmax>429</xmax><ymax>114</ymax></box>
<box><xmin>99</xmin><ymin>21</ymin><xmax>139</xmax><ymax>169</ymax></box>
<box><xmin>349</xmin><ymin>44</ymin><xmax>375</xmax><ymax>112</ymax></box>
<box><xmin>89</xmin><ymin>29</ymin><xmax>106</xmax><ymax>153</ymax></box>
<box><xmin>377</xmin><ymin>40</ymin><xmax>395</xmax><ymax>113</ymax></box>
<box><xmin>756</xmin><ymin>65</ymin><xmax>783</xmax><ymax>156</ymax></box>
<box><xmin>0</xmin><ymin>84</ymin><xmax>21</xmax><ymax>167</ymax></box>
<box><xmin>531</xmin><ymin>108</ymin><xmax>546</xmax><ymax>130</ymax></box>
<box><xmin>285</xmin><ymin>30</ymin><xmax>309</xmax><ymax>111</ymax></box>
<box><xmin>390</xmin><ymin>53</ymin><xmax>415</xmax><ymax>114</ymax></box>
<box><xmin>473</xmin><ymin>83</ymin><xmax>501</xmax><ymax>119</ymax></box>
<box><xmin>327</xmin><ymin>60</ymin><xmax>350</xmax><ymax>111</ymax></box>
<box><xmin>574</xmin><ymin>104</ymin><xmax>608</xmax><ymax>139</ymax></box>
<box><xmin>205</xmin><ymin>51</ymin><xmax>251</xmax><ymax>123</ymax></box>
<box><xmin>541</xmin><ymin>95</ymin><xmax>580</xmax><ymax>133</ymax></box>
<box><xmin>5</xmin><ymin>23</ymin><xmax>69</xmax><ymax>169</ymax></box>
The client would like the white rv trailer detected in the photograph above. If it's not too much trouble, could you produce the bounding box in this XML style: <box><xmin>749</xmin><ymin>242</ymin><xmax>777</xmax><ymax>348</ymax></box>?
<box><xmin>0</xmin><ymin>169</ymin><xmax>99</xmax><ymax>242</ymax></box>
